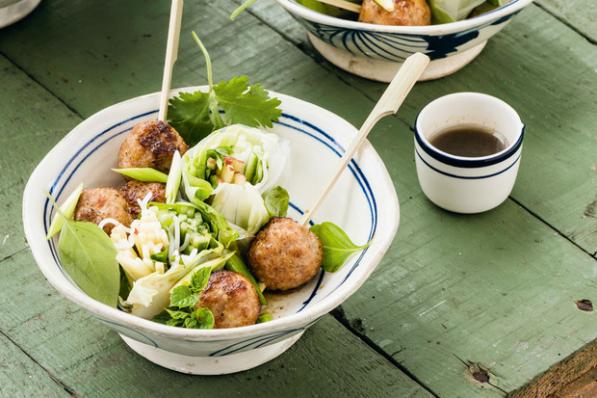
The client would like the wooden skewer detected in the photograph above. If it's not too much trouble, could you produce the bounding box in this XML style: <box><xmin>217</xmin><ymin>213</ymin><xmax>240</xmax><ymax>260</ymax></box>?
<box><xmin>316</xmin><ymin>0</ymin><xmax>361</xmax><ymax>13</ymax></box>
<box><xmin>158</xmin><ymin>0</ymin><xmax>184</xmax><ymax>122</ymax></box>
<box><xmin>300</xmin><ymin>52</ymin><xmax>430</xmax><ymax>226</ymax></box>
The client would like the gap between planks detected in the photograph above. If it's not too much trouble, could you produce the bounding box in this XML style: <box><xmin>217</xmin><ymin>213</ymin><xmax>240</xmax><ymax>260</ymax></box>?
<box><xmin>236</xmin><ymin>1</ymin><xmax>597</xmax><ymax>264</ymax></box>
<box><xmin>0</xmin><ymin>326</ymin><xmax>78</xmax><ymax>397</ymax></box>
<box><xmin>534</xmin><ymin>2</ymin><xmax>597</xmax><ymax>46</ymax></box>
<box><xmin>0</xmin><ymin>50</ymin><xmax>85</xmax><ymax>120</ymax></box>
<box><xmin>508</xmin><ymin>339</ymin><xmax>597</xmax><ymax>398</ymax></box>
<box><xmin>1</xmin><ymin>4</ymin><xmax>595</xmax><ymax>396</ymax></box>
<box><xmin>233</xmin><ymin>2</ymin><xmax>597</xmax><ymax>396</ymax></box>
<box><xmin>0</xmin><ymin>51</ymin><xmax>439</xmax><ymax>397</ymax></box>
<box><xmin>332</xmin><ymin>306</ymin><xmax>441</xmax><ymax>398</ymax></box>
<box><xmin>0</xmin><ymin>48</ymin><xmax>440</xmax><ymax>395</ymax></box>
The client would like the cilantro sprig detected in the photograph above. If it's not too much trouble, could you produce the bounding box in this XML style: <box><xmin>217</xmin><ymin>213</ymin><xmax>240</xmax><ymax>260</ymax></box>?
<box><xmin>153</xmin><ymin>267</ymin><xmax>215</xmax><ymax>329</ymax></box>
<box><xmin>168</xmin><ymin>32</ymin><xmax>282</xmax><ymax>146</ymax></box>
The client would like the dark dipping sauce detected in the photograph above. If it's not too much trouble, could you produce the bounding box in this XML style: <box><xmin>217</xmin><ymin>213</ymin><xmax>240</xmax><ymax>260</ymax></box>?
<box><xmin>430</xmin><ymin>125</ymin><xmax>507</xmax><ymax>157</ymax></box>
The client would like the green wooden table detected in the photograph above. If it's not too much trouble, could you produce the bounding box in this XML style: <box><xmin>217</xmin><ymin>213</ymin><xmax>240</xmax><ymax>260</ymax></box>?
<box><xmin>1</xmin><ymin>1</ymin><xmax>596</xmax><ymax>397</ymax></box>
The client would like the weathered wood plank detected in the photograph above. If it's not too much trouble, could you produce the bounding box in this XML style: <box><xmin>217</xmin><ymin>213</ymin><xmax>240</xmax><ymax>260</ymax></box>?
<box><xmin>1</xmin><ymin>1</ymin><xmax>596</xmax><ymax>397</ymax></box>
<box><xmin>537</xmin><ymin>0</ymin><xmax>597</xmax><ymax>43</ymax></box>
<box><xmin>0</xmin><ymin>331</ymin><xmax>71</xmax><ymax>398</ymax></box>
<box><xmin>244</xmin><ymin>2</ymin><xmax>597</xmax><ymax>254</ymax></box>
<box><xmin>0</xmin><ymin>249</ymin><xmax>431</xmax><ymax>398</ymax></box>
<box><xmin>7</xmin><ymin>1</ymin><xmax>596</xmax><ymax>256</ymax></box>
<box><xmin>541</xmin><ymin>366</ymin><xmax>597</xmax><ymax>398</ymax></box>
<box><xmin>339</xmin><ymin>197</ymin><xmax>597</xmax><ymax>397</ymax></box>
<box><xmin>510</xmin><ymin>340</ymin><xmax>597</xmax><ymax>398</ymax></box>
<box><xmin>0</xmin><ymin>57</ymin><xmax>79</xmax><ymax>261</ymax></box>
<box><xmin>245</xmin><ymin>1</ymin><xmax>597</xmax><ymax>256</ymax></box>
<box><xmin>0</xmin><ymin>23</ymin><xmax>431</xmax><ymax>398</ymax></box>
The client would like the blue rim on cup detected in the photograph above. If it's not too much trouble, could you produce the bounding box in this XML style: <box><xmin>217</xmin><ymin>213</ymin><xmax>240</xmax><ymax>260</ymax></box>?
<box><xmin>413</xmin><ymin>92</ymin><xmax>524</xmax><ymax>213</ymax></box>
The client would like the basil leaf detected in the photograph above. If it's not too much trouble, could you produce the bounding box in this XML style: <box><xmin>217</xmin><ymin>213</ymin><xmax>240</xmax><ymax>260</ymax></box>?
<box><xmin>112</xmin><ymin>168</ymin><xmax>168</xmax><ymax>183</ymax></box>
<box><xmin>170</xmin><ymin>285</ymin><xmax>199</xmax><ymax>309</ymax></box>
<box><xmin>192</xmin><ymin>307</ymin><xmax>215</xmax><ymax>329</ymax></box>
<box><xmin>310</xmin><ymin>222</ymin><xmax>369</xmax><ymax>273</ymax></box>
<box><xmin>262</xmin><ymin>186</ymin><xmax>289</xmax><ymax>217</ymax></box>
<box><xmin>58</xmin><ymin>221</ymin><xmax>120</xmax><ymax>307</ymax></box>
<box><xmin>190</xmin><ymin>267</ymin><xmax>212</xmax><ymax>293</ymax></box>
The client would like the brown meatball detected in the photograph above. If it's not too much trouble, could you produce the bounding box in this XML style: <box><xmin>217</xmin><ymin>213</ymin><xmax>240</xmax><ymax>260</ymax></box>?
<box><xmin>74</xmin><ymin>188</ymin><xmax>132</xmax><ymax>234</ymax></box>
<box><xmin>118</xmin><ymin>120</ymin><xmax>188</xmax><ymax>172</ymax></box>
<box><xmin>120</xmin><ymin>181</ymin><xmax>166</xmax><ymax>218</ymax></box>
<box><xmin>197</xmin><ymin>271</ymin><xmax>260</xmax><ymax>329</ymax></box>
<box><xmin>359</xmin><ymin>0</ymin><xmax>431</xmax><ymax>26</ymax></box>
<box><xmin>248</xmin><ymin>217</ymin><xmax>323</xmax><ymax>291</ymax></box>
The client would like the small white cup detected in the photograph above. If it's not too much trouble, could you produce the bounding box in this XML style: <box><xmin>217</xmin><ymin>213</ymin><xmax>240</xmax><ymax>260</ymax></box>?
<box><xmin>414</xmin><ymin>92</ymin><xmax>524</xmax><ymax>214</ymax></box>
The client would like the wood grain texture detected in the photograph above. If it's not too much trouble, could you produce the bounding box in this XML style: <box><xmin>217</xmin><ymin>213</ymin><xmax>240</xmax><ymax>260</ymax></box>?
<box><xmin>337</xmin><ymin>197</ymin><xmax>597</xmax><ymax>397</ymax></box>
<box><xmin>0</xmin><ymin>252</ymin><xmax>430</xmax><ymax>398</ymax></box>
<box><xmin>0</xmin><ymin>1</ymin><xmax>595</xmax><ymax>397</ymax></box>
<box><xmin>246</xmin><ymin>1</ymin><xmax>597</xmax><ymax>256</ymax></box>
<box><xmin>0</xmin><ymin>34</ymin><xmax>430</xmax><ymax>397</ymax></box>
<box><xmin>510</xmin><ymin>340</ymin><xmax>596</xmax><ymax>398</ymax></box>
<box><xmin>0</xmin><ymin>332</ymin><xmax>70</xmax><ymax>398</ymax></box>
<box><xmin>546</xmin><ymin>367</ymin><xmax>597</xmax><ymax>398</ymax></box>
<box><xmin>0</xmin><ymin>56</ymin><xmax>79</xmax><ymax>261</ymax></box>
<box><xmin>537</xmin><ymin>0</ymin><xmax>597</xmax><ymax>43</ymax></box>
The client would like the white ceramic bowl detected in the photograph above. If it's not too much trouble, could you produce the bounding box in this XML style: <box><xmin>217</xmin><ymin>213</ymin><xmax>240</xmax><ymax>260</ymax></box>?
<box><xmin>22</xmin><ymin>87</ymin><xmax>399</xmax><ymax>375</ymax></box>
<box><xmin>0</xmin><ymin>0</ymin><xmax>41</xmax><ymax>29</ymax></box>
<box><xmin>275</xmin><ymin>0</ymin><xmax>534</xmax><ymax>81</ymax></box>
<box><xmin>414</xmin><ymin>92</ymin><xmax>524</xmax><ymax>213</ymax></box>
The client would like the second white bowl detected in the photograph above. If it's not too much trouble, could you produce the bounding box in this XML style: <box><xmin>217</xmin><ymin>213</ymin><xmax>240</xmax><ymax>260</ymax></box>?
<box><xmin>275</xmin><ymin>0</ymin><xmax>534</xmax><ymax>81</ymax></box>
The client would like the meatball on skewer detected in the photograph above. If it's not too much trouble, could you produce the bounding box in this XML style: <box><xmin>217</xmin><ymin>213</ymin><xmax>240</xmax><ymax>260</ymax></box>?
<box><xmin>198</xmin><ymin>270</ymin><xmax>261</xmax><ymax>328</ymax></box>
<box><xmin>118</xmin><ymin>119</ymin><xmax>188</xmax><ymax>173</ymax></box>
<box><xmin>120</xmin><ymin>181</ymin><xmax>166</xmax><ymax>218</ymax></box>
<box><xmin>74</xmin><ymin>187</ymin><xmax>132</xmax><ymax>234</ymax></box>
<box><xmin>359</xmin><ymin>0</ymin><xmax>431</xmax><ymax>26</ymax></box>
<box><xmin>248</xmin><ymin>217</ymin><xmax>323</xmax><ymax>291</ymax></box>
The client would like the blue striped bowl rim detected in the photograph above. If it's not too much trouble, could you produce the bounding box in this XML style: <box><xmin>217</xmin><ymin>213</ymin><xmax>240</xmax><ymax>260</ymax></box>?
<box><xmin>25</xmin><ymin>88</ymin><xmax>398</xmax><ymax>341</ymax></box>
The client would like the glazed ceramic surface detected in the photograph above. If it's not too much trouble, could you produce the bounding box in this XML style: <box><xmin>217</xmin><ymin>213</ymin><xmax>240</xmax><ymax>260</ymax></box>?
<box><xmin>22</xmin><ymin>88</ymin><xmax>399</xmax><ymax>374</ymax></box>
<box><xmin>414</xmin><ymin>92</ymin><xmax>524</xmax><ymax>213</ymax></box>
<box><xmin>0</xmin><ymin>0</ymin><xmax>40</xmax><ymax>28</ymax></box>
<box><xmin>275</xmin><ymin>0</ymin><xmax>534</xmax><ymax>81</ymax></box>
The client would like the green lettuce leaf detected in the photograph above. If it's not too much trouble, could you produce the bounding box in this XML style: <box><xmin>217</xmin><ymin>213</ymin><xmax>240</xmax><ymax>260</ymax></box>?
<box><xmin>311</xmin><ymin>222</ymin><xmax>369</xmax><ymax>273</ymax></box>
